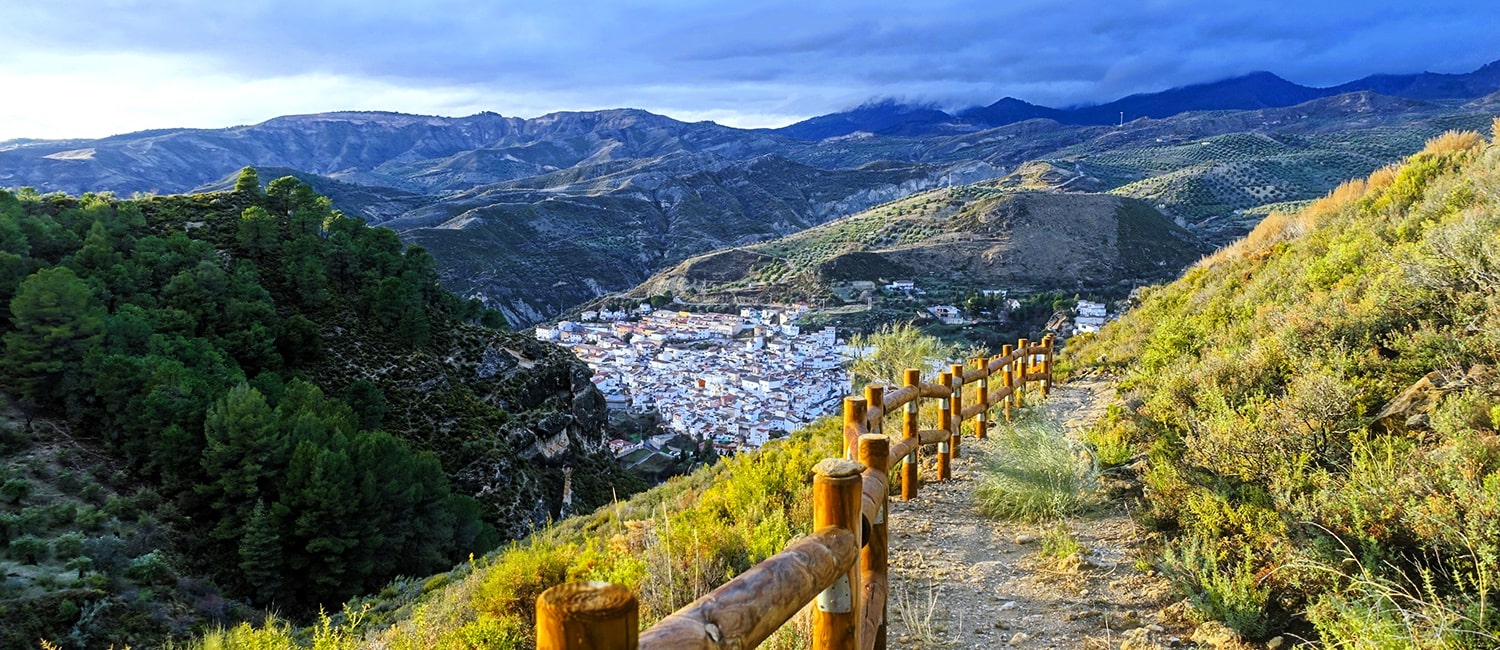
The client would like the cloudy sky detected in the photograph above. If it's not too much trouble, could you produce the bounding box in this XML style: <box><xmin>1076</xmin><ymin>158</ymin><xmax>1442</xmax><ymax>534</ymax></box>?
<box><xmin>2</xmin><ymin>0</ymin><xmax>1497</xmax><ymax>141</ymax></box>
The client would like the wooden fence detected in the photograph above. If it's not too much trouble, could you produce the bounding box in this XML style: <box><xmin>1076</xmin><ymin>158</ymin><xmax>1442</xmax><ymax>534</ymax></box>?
<box><xmin>536</xmin><ymin>334</ymin><xmax>1057</xmax><ymax>650</ymax></box>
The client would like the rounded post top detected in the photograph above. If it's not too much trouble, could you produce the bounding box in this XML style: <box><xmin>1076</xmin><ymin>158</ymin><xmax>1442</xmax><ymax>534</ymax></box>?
<box><xmin>903</xmin><ymin>368</ymin><xmax>920</xmax><ymax>385</ymax></box>
<box><xmin>538</xmin><ymin>581</ymin><xmax>637</xmax><ymax>620</ymax></box>
<box><xmin>813</xmin><ymin>458</ymin><xmax>867</xmax><ymax>479</ymax></box>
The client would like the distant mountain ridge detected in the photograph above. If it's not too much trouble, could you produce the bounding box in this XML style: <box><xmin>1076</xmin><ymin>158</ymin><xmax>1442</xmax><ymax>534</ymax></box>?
<box><xmin>2</xmin><ymin>58</ymin><xmax>1497</xmax><ymax>327</ymax></box>
<box><xmin>775</xmin><ymin>58</ymin><xmax>1500</xmax><ymax>139</ymax></box>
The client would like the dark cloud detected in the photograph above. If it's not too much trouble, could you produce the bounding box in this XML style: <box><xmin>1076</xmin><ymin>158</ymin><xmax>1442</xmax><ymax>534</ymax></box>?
<box><xmin>4</xmin><ymin>0</ymin><xmax>1500</xmax><ymax>128</ymax></box>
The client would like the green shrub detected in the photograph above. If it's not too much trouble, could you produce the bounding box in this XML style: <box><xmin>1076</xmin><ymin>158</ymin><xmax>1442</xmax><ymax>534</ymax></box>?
<box><xmin>1162</xmin><ymin>537</ymin><xmax>1271</xmax><ymax>638</ymax></box>
<box><xmin>1303</xmin><ymin>550</ymin><xmax>1500</xmax><ymax>649</ymax></box>
<box><xmin>974</xmin><ymin>412</ymin><xmax>1097</xmax><ymax>522</ymax></box>
<box><xmin>57</xmin><ymin>599</ymin><xmax>80</xmax><ymax>623</ymax></box>
<box><xmin>65</xmin><ymin>556</ymin><xmax>94</xmax><ymax>578</ymax></box>
<box><xmin>80</xmin><ymin>482</ymin><xmax>103</xmax><ymax>504</ymax></box>
<box><xmin>1084</xmin><ymin>405</ymin><xmax>1138</xmax><ymax>467</ymax></box>
<box><xmin>125</xmin><ymin>550</ymin><xmax>174</xmax><ymax>585</ymax></box>
<box><xmin>53</xmin><ymin>532</ymin><xmax>85</xmax><ymax>559</ymax></box>
<box><xmin>9</xmin><ymin>535</ymin><xmax>49</xmax><ymax>564</ymax></box>
<box><xmin>56</xmin><ymin>470</ymin><xmax>81</xmax><ymax>495</ymax></box>
<box><xmin>0</xmin><ymin>478</ymin><xmax>30</xmax><ymax>503</ymax></box>
<box><xmin>73</xmin><ymin>505</ymin><xmax>106</xmax><ymax>531</ymax></box>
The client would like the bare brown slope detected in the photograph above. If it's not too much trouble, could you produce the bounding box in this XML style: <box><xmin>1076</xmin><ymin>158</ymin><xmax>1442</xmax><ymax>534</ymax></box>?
<box><xmin>624</xmin><ymin>186</ymin><xmax>1205</xmax><ymax>303</ymax></box>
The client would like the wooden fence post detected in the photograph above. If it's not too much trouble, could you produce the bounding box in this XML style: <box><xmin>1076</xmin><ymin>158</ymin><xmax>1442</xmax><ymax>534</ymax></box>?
<box><xmin>1041</xmin><ymin>334</ymin><xmax>1055</xmax><ymax>396</ymax></box>
<box><xmin>843</xmin><ymin>397</ymin><xmax>867</xmax><ymax>460</ymax></box>
<box><xmin>858</xmin><ymin>434</ymin><xmax>890</xmax><ymax>650</ymax></box>
<box><xmin>865</xmin><ymin>384</ymin><xmax>884</xmax><ymax>437</ymax></box>
<box><xmin>536</xmin><ymin>581</ymin><xmax>639</xmax><ymax>650</ymax></box>
<box><xmin>974</xmin><ymin>358</ymin><xmax>988</xmax><ymax>440</ymax></box>
<box><xmin>949</xmin><ymin>363</ymin><xmax>964</xmax><ymax>460</ymax></box>
<box><xmin>936</xmin><ymin>371</ymin><xmax>952</xmax><ymax>481</ymax></box>
<box><xmin>1001</xmin><ymin>344</ymin><xmax>1014</xmax><ymax>422</ymax></box>
<box><xmin>902</xmin><ymin>368</ymin><xmax>920</xmax><ymax>501</ymax></box>
<box><xmin>1016</xmin><ymin>338</ymin><xmax>1029</xmax><ymax>407</ymax></box>
<box><xmin>812</xmin><ymin>459</ymin><xmax>865</xmax><ymax>650</ymax></box>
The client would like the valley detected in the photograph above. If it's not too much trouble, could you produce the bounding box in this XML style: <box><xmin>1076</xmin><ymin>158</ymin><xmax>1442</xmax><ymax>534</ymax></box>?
<box><xmin>3</xmin><ymin>52</ymin><xmax>1500</xmax><ymax>649</ymax></box>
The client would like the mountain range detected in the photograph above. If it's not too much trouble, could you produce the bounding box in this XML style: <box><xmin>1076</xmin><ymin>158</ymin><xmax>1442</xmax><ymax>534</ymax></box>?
<box><xmin>3</xmin><ymin>59</ymin><xmax>1499</xmax><ymax>326</ymax></box>
<box><xmin>778</xmin><ymin>59</ymin><xmax>1500</xmax><ymax>139</ymax></box>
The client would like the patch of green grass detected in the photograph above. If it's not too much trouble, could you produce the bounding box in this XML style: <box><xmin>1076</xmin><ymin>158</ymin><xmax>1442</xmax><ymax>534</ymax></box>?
<box><xmin>974</xmin><ymin>412</ymin><xmax>1098</xmax><ymax>522</ymax></box>
<box><xmin>1039</xmin><ymin>524</ymin><xmax>1087</xmax><ymax>562</ymax></box>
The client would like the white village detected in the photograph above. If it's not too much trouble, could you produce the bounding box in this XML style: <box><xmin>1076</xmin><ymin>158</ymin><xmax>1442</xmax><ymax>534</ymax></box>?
<box><xmin>537</xmin><ymin>304</ymin><xmax>852</xmax><ymax>462</ymax></box>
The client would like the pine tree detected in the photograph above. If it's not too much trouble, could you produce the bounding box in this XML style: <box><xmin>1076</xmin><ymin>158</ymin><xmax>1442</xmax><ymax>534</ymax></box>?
<box><xmin>2</xmin><ymin>267</ymin><xmax>105</xmax><ymax>402</ymax></box>
<box><xmin>234</xmin><ymin>167</ymin><xmax>261</xmax><ymax>195</ymax></box>
<box><xmin>237</xmin><ymin>206</ymin><xmax>279</xmax><ymax>260</ymax></box>
<box><xmin>238</xmin><ymin>500</ymin><xmax>284</xmax><ymax>605</ymax></box>
<box><xmin>199</xmin><ymin>384</ymin><xmax>281</xmax><ymax>541</ymax></box>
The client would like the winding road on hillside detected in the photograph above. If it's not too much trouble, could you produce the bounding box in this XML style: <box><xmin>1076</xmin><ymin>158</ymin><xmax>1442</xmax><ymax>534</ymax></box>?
<box><xmin>881</xmin><ymin>378</ymin><xmax>1207</xmax><ymax>650</ymax></box>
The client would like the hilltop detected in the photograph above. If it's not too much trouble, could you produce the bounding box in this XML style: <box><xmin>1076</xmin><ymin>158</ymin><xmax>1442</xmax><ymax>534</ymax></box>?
<box><xmin>625</xmin><ymin>166</ymin><xmax>1205</xmax><ymax>306</ymax></box>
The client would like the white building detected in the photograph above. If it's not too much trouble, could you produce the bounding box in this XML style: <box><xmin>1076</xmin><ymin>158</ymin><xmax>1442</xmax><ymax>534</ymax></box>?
<box><xmin>929</xmin><ymin>305</ymin><xmax>964</xmax><ymax>324</ymax></box>
<box><xmin>1077</xmin><ymin>300</ymin><xmax>1107</xmax><ymax>318</ymax></box>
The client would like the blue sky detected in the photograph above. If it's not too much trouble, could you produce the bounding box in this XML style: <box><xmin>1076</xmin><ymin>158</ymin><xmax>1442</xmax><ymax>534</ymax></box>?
<box><xmin>1</xmin><ymin>0</ymin><xmax>1497</xmax><ymax>141</ymax></box>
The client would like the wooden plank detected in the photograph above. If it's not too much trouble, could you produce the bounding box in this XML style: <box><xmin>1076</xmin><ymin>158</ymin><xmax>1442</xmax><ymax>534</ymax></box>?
<box><xmin>919</xmin><ymin>382</ymin><xmax>950</xmax><ymax>399</ymax></box>
<box><xmin>960</xmin><ymin>402</ymin><xmax>986</xmax><ymax>420</ymax></box>
<box><xmin>889</xmin><ymin>436</ymin><xmax>918</xmax><ymax>465</ymax></box>
<box><xmin>987</xmin><ymin>385</ymin><xmax>1013</xmax><ymax>405</ymax></box>
<box><xmin>881</xmin><ymin>385</ymin><xmax>918</xmax><ymax>412</ymax></box>
<box><xmin>986</xmin><ymin>350</ymin><xmax>1021</xmax><ymax>374</ymax></box>
<box><xmin>639</xmin><ymin>527</ymin><xmax>858</xmax><ymax>650</ymax></box>
<box><xmin>917</xmin><ymin>428</ymin><xmax>950</xmax><ymax>445</ymax></box>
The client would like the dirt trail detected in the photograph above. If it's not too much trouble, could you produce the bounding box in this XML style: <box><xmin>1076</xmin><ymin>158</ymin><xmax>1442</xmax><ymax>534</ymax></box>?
<box><xmin>882</xmin><ymin>378</ymin><xmax>1188</xmax><ymax>649</ymax></box>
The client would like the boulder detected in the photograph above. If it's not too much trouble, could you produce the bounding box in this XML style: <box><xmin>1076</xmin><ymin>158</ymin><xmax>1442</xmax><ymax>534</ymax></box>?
<box><xmin>1373</xmin><ymin>368</ymin><xmax>1468</xmax><ymax>432</ymax></box>
<box><xmin>1190</xmin><ymin>621</ymin><xmax>1253</xmax><ymax>650</ymax></box>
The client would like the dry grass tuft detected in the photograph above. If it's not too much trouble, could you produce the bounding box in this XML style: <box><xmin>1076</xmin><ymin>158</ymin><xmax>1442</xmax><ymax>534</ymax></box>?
<box><xmin>1421</xmin><ymin>129</ymin><xmax>1484</xmax><ymax>156</ymax></box>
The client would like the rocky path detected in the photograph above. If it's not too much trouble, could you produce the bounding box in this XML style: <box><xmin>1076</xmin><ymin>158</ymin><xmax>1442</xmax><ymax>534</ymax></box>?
<box><xmin>881</xmin><ymin>378</ymin><xmax>1193</xmax><ymax>649</ymax></box>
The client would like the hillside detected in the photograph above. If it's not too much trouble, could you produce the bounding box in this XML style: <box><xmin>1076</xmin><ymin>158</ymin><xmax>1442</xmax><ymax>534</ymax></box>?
<box><xmin>0</xmin><ymin>176</ymin><xmax>641</xmax><ymax>647</ymax></box>
<box><xmin>627</xmin><ymin>166</ymin><xmax>1205</xmax><ymax>304</ymax></box>
<box><xmin>1065</xmin><ymin>127</ymin><xmax>1500</xmax><ymax>643</ymax></box>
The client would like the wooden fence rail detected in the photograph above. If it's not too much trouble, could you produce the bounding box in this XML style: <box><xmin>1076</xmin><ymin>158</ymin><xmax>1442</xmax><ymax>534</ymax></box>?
<box><xmin>537</xmin><ymin>334</ymin><xmax>1056</xmax><ymax>650</ymax></box>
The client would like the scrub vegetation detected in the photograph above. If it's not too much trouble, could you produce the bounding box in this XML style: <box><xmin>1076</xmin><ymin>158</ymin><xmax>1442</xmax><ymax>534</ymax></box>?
<box><xmin>1069</xmin><ymin>123</ymin><xmax>1500</xmax><ymax>645</ymax></box>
